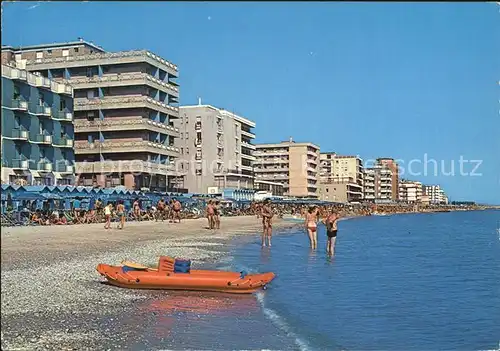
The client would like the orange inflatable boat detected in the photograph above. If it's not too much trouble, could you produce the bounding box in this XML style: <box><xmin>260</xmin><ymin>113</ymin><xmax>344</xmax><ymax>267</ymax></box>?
<box><xmin>96</xmin><ymin>256</ymin><xmax>275</xmax><ymax>294</ymax></box>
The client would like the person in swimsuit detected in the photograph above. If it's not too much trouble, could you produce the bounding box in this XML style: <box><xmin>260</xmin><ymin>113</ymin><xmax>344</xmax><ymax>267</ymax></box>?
<box><xmin>116</xmin><ymin>200</ymin><xmax>125</xmax><ymax>229</ymax></box>
<box><xmin>323</xmin><ymin>210</ymin><xmax>339</xmax><ymax>256</ymax></box>
<box><xmin>261</xmin><ymin>199</ymin><xmax>274</xmax><ymax>247</ymax></box>
<box><xmin>206</xmin><ymin>200</ymin><xmax>215</xmax><ymax>229</ymax></box>
<box><xmin>214</xmin><ymin>200</ymin><xmax>221</xmax><ymax>229</ymax></box>
<box><xmin>172</xmin><ymin>198</ymin><xmax>182</xmax><ymax>223</ymax></box>
<box><xmin>305</xmin><ymin>206</ymin><xmax>319</xmax><ymax>249</ymax></box>
<box><xmin>133</xmin><ymin>198</ymin><xmax>141</xmax><ymax>221</ymax></box>
<box><xmin>104</xmin><ymin>203</ymin><xmax>113</xmax><ymax>230</ymax></box>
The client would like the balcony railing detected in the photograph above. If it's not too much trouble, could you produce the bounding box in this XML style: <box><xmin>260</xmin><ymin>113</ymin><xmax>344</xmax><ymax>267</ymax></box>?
<box><xmin>11</xmin><ymin>98</ymin><xmax>28</xmax><ymax>111</ymax></box>
<box><xmin>2</xmin><ymin>65</ymin><xmax>27</xmax><ymax>80</ymax></box>
<box><xmin>74</xmin><ymin>96</ymin><xmax>179</xmax><ymax>116</ymax></box>
<box><xmin>75</xmin><ymin>160</ymin><xmax>177</xmax><ymax>175</ymax></box>
<box><xmin>38</xmin><ymin>161</ymin><xmax>53</xmax><ymax>172</ymax></box>
<box><xmin>31</xmin><ymin>104</ymin><xmax>52</xmax><ymax>116</ymax></box>
<box><xmin>9</xmin><ymin>129</ymin><xmax>29</xmax><ymax>140</ymax></box>
<box><xmin>74</xmin><ymin>140</ymin><xmax>180</xmax><ymax>156</ymax></box>
<box><xmin>53</xmin><ymin>137</ymin><xmax>74</xmax><ymax>148</ymax></box>
<box><xmin>53</xmin><ymin>110</ymin><xmax>73</xmax><ymax>122</ymax></box>
<box><xmin>11</xmin><ymin>159</ymin><xmax>29</xmax><ymax>170</ymax></box>
<box><xmin>67</xmin><ymin>73</ymin><xmax>179</xmax><ymax>96</ymax></box>
<box><xmin>74</xmin><ymin>118</ymin><xmax>179</xmax><ymax>136</ymax></box>
<box><xmin>241</xmin><ymin>141</ymin><xmax>256</xmax><ymax>150</ymax></box>
<box><xmin>26</xmin><ymin>50</ymin><xmax>178</xmax><ymax>75</ymax></box>
<box><xmin>31</xmin><ymin>134</ymin><xmax>52</xmax><ymax>144</ymax></box>
<box><xmin>240</xmin><ymin>130</ymin><xmax>255</xmax><ymax>139</ymax></box>
<box><xmin>241</xmin><ymin>153</ymin><xmax>256</xmax><ymax>161</ymax></box>
<box><xmin>55</xmin><ymin>164</ymin><xmax>75</xmax><ymax>173</ymax></box>
<box><xmin>34</xmin><ymin>75</ymin><xmax>51</xmax><ymax>88</ymax></box>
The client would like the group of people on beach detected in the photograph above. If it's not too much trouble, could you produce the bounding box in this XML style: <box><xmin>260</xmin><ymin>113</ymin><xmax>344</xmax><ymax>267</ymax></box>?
<box><xmin>257</xmin><ymin>199</ymin><xmax>340</xmax><ymax>255</ymax></box>
<box><xmin>205</xmin><ymin>200</ymin><xmax>222</xmax><ymax>230</ymax></box>
<box><xmin>102</xmin><ymin>197</ymin><xmax>183</xmax><ymax>230</ymax></box>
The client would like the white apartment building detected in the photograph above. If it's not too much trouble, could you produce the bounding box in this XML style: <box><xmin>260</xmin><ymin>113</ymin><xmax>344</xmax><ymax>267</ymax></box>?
<box><xmin>423</xmin><ymin>184</ymin><xmax>448</xmax><ymax>204</ymax></box>
<box><xmin>399</xmin><ymin>180</ymin><xmax>423</xmax><ymax>203</ymax></box>
<box><xmin>174</xmin><ymin>104</ymin><xmax>256</xmax><ymax>194</ymax></box>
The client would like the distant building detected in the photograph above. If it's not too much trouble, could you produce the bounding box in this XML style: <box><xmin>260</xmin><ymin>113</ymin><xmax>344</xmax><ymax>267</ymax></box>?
<box><xmin>364</xmin><ymin>166</ymin><xmax>393</xmax><ymax>202</ymax></box>
<box><xmin>2</xmin><ymin>39</ymin><xmax>183</xmax><ymax>191</ymax></box>
<box><xmin>175</xmin><ymin>104</ymin><xmax>256</xmax><ymax>194</ymax></box>
<box><xmin>399</xmin><ymin>180</ymin><xmax>423</xmax><ymax>203</ymax></box>
<box><xmin>1</xmin><ymin>64</ymin><xmax>74</xmax><ymax>186</ymax></box>
<box><xmin>254</xmin><ymin>138</ymin><xmax>320</xmax><ymax>198</ymax></box>
<box><xmin>254</xmin><ymin>180</ymin><xmax>284</xmax><ymax>197</ymax></box>
<box><xmin>376</xmin><ymin>158</ymin><xmax>400</xmax><ymax>201</ymax></box>
<box><xmin>318</xmin><ymin>153</ymin><xmax>364</xmax><ymax>203</ymax></box>
<box><xmin>423</xmin><ymin>184</ymin><xmax>448</xmax><ymax>204</ymax></box>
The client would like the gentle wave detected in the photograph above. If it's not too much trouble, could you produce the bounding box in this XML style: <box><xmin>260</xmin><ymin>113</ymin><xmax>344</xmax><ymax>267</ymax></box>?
<box><xmin>255</xmin><ymin>292</ymin><xmax>312</xmax><ymax>351</ymax></box>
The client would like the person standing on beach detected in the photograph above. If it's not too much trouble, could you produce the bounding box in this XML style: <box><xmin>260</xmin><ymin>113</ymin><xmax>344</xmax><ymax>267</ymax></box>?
<box><xmin>261</xmin><ymin>199</ymin><xmax>274</xmax><ymax>247</ymax></box>
<box><xmin>116</xmin><ymin>200</ymin><xmax>126</xmax><ymax>229</ymax></box>
<box><xmin>104</xmin><ymin>203</ymin><xmax>113</xmax><ymax>230</ymax></box>
<box><xmin>214</xmin><ymin>200</ymin><xmax>221</xmax><ymax>229</ymax></box>
<box><xmin>323</xmin><ymin>211</ymin><xmax>339</xmax><ymax>256</ymax></box>
<box><xmin>206</xmin><ymin>200</ymin><xmax>215</xmax><ymax>229</ymax></box>
<box><xmin>172</xmin><ymin>198</ymin><xmax>182</xmax><ymax>223</ymax></box>
<box><xmin>305</xmin><ymin>206</ymin><xmax>319</xmax><ymax>249</ymax></box>
<box><xmin>156</xmin><ymin>198</ymin><xmax>165</xmax><ymax>222</ymax></box>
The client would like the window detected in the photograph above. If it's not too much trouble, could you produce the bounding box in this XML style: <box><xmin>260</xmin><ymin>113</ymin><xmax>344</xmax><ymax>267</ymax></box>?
<box><xmin>74</xmin><ymin>48</ymin><xmax>79</xmax><ymax>53</ymax></box>
<box><xmin>186</xmin><ymin>148</ymin><xmax>189</xmax><ymax>155</ymax></box>
<box><xmin>180</xmin><ymin>147</ymin><xmax>184</xmax><ymax>155</ymax></box>
<box><xmin>60</xmin><ymin>99</ymin><xmax>67</xmax><ymax>111</ymax></box>
<box><xmin>13</xmin><ymin>86</ymin><xmax>20</xmax><ymax>99</ymax></box>
<box><xmin>47</xmin><ymin>50</ymin><xmax>52</xmax><ymax>55</ymax></box>
<box><xmin>185</xmin><ymin>132</ymin><xmax>189</xmax><ymax>139</ymax></box>
<box><xmin>38</xmin><ymin>92</ymin><xmax>44</xmax><ymax>106</ymax></box>
<box><xmin>40</xmin><ymin>148</ymin><xmax>45</xmax><ymax>159</ymax></box>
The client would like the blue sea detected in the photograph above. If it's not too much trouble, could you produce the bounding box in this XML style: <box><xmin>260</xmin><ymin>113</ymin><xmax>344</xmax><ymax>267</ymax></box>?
<box><xmin>130</xmin><ymin>210</ymin><xmax>500</xmax><ymax>350</ymax></box>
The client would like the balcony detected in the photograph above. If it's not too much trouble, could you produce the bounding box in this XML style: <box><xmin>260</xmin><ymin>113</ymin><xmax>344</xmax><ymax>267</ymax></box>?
<box><xmin>74</xmin><ymin>140</ymin><xmax>180</xmax><ymax>157</ymax></box>
<box><xmin>53</xmin><ymin>110</ymin><xmax>73</xmax><ymax>122</ymax></box>
<box><xmin>11</xmin><ymin>98</ymin><xmax>28</xmax><ymax>111</ymax></box>
<box><xmin>75</xmin><ymin>160</ymin><xmax>178</xmax><ymax>175</ymax></box>
<box><xmin>258</xmin><ymin>158</ymin><xmax>289</xmax><ymax>164</ymax></box>
<box><xmin>34</xmin><ymin>75</ymin><xmax>51</xmax><ymax>89</ymax></box>
<box><xmin>67</xmin><ymin>73</ymin><xmax>178</xmax><ymax>97</ymax></box>
<box><xmin>254</xmin><ymin>150</ymin><xmax>288</xmax><ymax>157</ymax></box>
<box><xmin>74</xmin><ymin>96</ymin><xmax>179</xmax><ymax>117</ymax></box>
<box><xmin>31</xmin><ymin>104</ymin><xmax>52</xmax><ymax>116</ymax></box>
<box><xmin>241</xmin><ymin>153</ymin><xmax>256</xmax><ymax>161</ymax></box>
<box><xmin>38</xmin><ymin>161</ymin><xmax>53</xmax><ymax>172</ymax></box>
<box><xmin>8</xmin><ymin>129</ymin><xmax>29</xmax><ymax>141</ymax></box>
<box><xmin>307</xmin><ymin>150</ymin><xmax>318</xmax><ymax>157</ymax></box>
<box><xmin>240</xmin><ymin>165</ymin><xmax>253</xmax><ymax>171</ymax></box>
<box><xmin>217</xmin><ymin>126</ymin><xmax>224</xmax><ymax>134</ymax></box>
<box><xmin>52</xmin><ymin>137</ymin><xmax>74</xmax><ymax>148</ymax></box>
<box><xmin>195</xmin><ymin>122</ymin><xmax>202</xmax><ymax>131</ymax></box>
<box><xmin>2</xmin><ymin>65</ymin><xmax>27</xmax><ymax>81</ymax></box>
<box><xmin>194</xmin><ymin>139</ymin><xmax>202</xmax><ymax>147</ymax></box>
<box><xmin>241</xmin><ymin>130</ymin><xmax>256</xmax><ymax>139</ymax></box>
<box><xmin>254</xmin><ymin>167</ymin><xmax>289</xmax><ymax>173</ymax></box>
<box><xmin>11</xmin><ymin>159</ymin><xmax>29</xmax><ymax>170</ymax></box>
<box><xmin>241</xmin><ymin>141</ymin><xmax>256</xmax><ymax>150</ymax></box>
<box><xmin>26</xmin><ymin>50</ymin><xmax>178</xmax><ymax>76</ymax></box>
<box><xmin>55</xmin><ymin>164</ymin><xmax>75</xmax><ymax>174</ymax></box>
<box><xmin>54</xmin><ymin>82</ymin><xmax>73</xmax><ymax>96</ymax></box>
<box><xmin>74</xmin><ymin>118</ymin><xmax>179</xmax><ymax>137</ymax></box>
<box><xmin>31</xmin><ymin>134</ymin><xmax>52</xmax><ymax>144</ymax></box>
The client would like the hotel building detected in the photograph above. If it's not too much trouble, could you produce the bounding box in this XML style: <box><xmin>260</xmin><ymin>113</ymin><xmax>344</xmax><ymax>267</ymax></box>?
<box><xmin>254</xmin><ymin>138</ymin><xmax>320</xmax><ymax>198</ymax></box>
<box><xmin>1</xmin><ymin>64</ymin><xmax>74</xmax><ymax>186</ymax></box>
<box><xmin>399</xmin><ymin>180</ymin><xmax>423</xmax><ymax>203</ymax></box>
<box><xmin>376</xmin><ymin>158</ymin><xmax>400</xmax><ymax>200</ymax></box>
<box><xmin>423</xmin><ymin>184</ymin><xmax>448</xmax><ymax>205</ymax></box>
<box><xmin>2</xmin><ymin>39</ymin><xmax>183</xmax><ymax>191</ymax></box>
<box><xmin>364</xmin><ymin>166</ymin><xmax>393</xmax><ymax>202</ymax></box>
<box><xmin>175</xmin><ymin>104</ymin><xmax>256</xmax><ymax>195</ymax></box>
<box><xmin>318</xmin><ymin>152</ymin><xmax>364</xmax><ymax>202</ymax></box>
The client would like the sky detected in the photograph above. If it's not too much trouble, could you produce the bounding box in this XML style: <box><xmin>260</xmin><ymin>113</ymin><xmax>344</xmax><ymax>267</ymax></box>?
<box><xmin>2</xmin><ymin>2</ymin><xmax>499</xmax><ymax>204</ymax></box>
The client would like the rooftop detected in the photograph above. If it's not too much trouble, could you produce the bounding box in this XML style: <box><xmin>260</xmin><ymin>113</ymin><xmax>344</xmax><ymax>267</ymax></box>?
<box><xmin>1</xmin><ymin>38</ymin><xmax>106</xmax><ymax>53</ymax></box>
<box><xmin>180</xmin><ymin>104</ymin><xmax>256</xmax><ymax>128</ymax></box>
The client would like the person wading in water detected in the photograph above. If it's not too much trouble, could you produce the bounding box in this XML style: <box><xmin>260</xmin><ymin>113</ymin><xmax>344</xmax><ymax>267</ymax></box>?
<box><xmin>305</xmin><ymin>206</ymin><xmax>319</xmax><ymax>249</ymax></box>
<box><xmin>214</xmin><ymin>200</ymin><xmax>221</xmax><ymax>229</ymax></box>
<box><xmin>261</xmin><ymin>199</ymin><xmax>274</xmax><ymax>247</ymax></box>
<box><xmin>323</xmin><ymin>210</ymin><xmax>339</xmax><ymax>255</ymax></box>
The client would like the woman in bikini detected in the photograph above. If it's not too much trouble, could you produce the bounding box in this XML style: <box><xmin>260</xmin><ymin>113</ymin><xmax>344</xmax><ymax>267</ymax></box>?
<box><xmin>305</xmin><ymin>206</ymin><xmax>319</xmax><ymax>249</ymax></box>
<box><xmin>116</xmin><ymin>200</ymin><xmax>126</xmax><ymax>230</ymax></box>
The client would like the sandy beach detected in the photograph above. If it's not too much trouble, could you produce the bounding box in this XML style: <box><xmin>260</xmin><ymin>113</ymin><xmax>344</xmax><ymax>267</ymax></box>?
<box><xmin>1</xmin><ymin>216</ymin><xmax>298</xmax><ymax>350</ymax></box>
